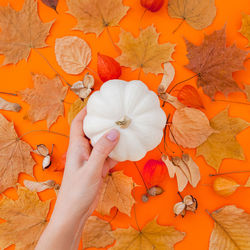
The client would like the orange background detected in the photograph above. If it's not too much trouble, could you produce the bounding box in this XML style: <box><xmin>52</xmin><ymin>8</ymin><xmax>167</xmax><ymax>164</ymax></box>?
<box><xmin>0</xmin><ymin>0</ymin><xmax>250</xmax><ymax>249</ymax></box>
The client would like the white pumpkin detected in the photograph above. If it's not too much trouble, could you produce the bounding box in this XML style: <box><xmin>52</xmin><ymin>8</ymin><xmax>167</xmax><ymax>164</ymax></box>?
<box><xmin>83</xmin><ymin>79</ymin><xmax>166</xmax><ymax>161</ymax></box>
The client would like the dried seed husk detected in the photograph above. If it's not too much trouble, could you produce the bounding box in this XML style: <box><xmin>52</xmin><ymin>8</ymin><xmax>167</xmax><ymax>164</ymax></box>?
<box><xmin>42</xmin><ymin>155</ymin><xmax>51</xmax><ymax>170</ymax></box>
<box><xmin>157</xmin><ymin>62</ymin><xmax>175</xmax><ymax>93</ymax></box>
<box><xmin>141</xmin><ymin>194</ymin><xmax>149</xmax><ymax>203</ymax></box>
<box><xmin>23</xmin><ymin>179</ymin><xmax>56</xmax><ymax>192</ymax></box>
<box><xmin>0</xmin><ymin>97</ymin><xmax>21</xmax><ymax>112</ymax></box>
<box><xmin>147</xmin><ymin>186</ymin><xmax>164</xmax><ymax>196</ymax></box>
<box><xmin>173</xmin><ymin>202</ymin><xmax>186</xmax><ymax>217</ymax></box>
<box><xmin>33</xmin><ymin>144</ymin><xmax>49</xmax><ymax>156</ymax></box>
<box><xmin>183</xmin><ymin>195</ymin><xmax>198</xmax><ymax>212</ymax></box>
<box><xmin>213</xmin><ymin>177</ymin><xmax>240</xmax><ymax>196</ymax></box>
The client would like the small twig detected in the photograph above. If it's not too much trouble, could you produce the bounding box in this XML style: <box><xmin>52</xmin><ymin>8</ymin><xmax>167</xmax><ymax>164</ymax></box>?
<box><xmin>106</xmin><ymin>26</ymin><xmax>120</xmax><ymax>54</ymax></box>
<box><xmin>132</xmin><ymin>185</ymin><xmax>141</xmax><ymax>232</ymax></box>
<box><xmin>157</xmin><ymin>146</ymin><xmax>163</xmax><ymax>154</ymax></box>
<box><xmin>177</xmin><ymin>191</ymin><xmax>183</xmax><ymax>200</ymax></box>
<box><xmin>209</xmin><ymin>170</ymin><xmax>250</xmax><ymax>177</ymax></box>
<box><xmin>0</xmin><ymin>91</ymin><xmax>17</xmax><ymax>96</ymax></box>
<box><xmin>19</xmin><ymin>130</ymin><xmax>69</xmax><ymax>140</ymax></box>
<box><xmin>168</xmin><ymin>127</ymin><xmax>183</xmax><ymax>154</ymax></box>
<box><xmin>138</xmin><ymin>9</ymin><xmax>147</xmax><ymax>30</ymax></box>
<box><xmin>172</xmin><ymin>18</ymin><xmax>185</xmax><ymax>34</ymax></box>
<box><xmin>133</xmin><ymin>162</ymin><xmax>149</xmax><ymax>191</ymax></box>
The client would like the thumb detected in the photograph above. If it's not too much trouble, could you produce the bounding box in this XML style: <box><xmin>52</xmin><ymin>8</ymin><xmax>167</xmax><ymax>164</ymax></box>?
<box><xmin>86</xmin><ymin>129</ymin><xmax>120</xmax><ymax>176</ymax></box>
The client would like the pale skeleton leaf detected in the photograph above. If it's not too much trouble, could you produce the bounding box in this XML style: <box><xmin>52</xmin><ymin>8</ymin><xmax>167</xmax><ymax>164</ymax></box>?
<box><xmin>0</xmin><ymin>0</ymin><xmax>53</xmax><ymax>65</ymax></box>
<box><xmin>0</xmin><ymin>186</ymin><xmax>50</xmax><ymax>250</ymax></box>
<box><xmin>209</xmin><ymin>205</ymin><xmax>250</xmax><ymax>250</ymax></box>
<box><xmin>0</xmin><ymin>97</ymin><xmax>21</xmax><ymax>112</ymax></box>
<box><xmin>67</xmin><ymin>0</ymin><xmax>129</xmax><ymax>36</ymax></box>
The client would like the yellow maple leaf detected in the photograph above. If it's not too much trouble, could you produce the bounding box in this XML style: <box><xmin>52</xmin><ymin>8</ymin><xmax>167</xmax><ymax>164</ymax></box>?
<box><xmin>0</xmin><ymin>114</ymin><xmax>35</xmax><ymax>193</ymax></box>
<box><xmin>96</xmin><ymin>171</ymin><xmax>135</xmax><ymax>216</ymax></box>
<box><xmin>197</xmin><ymin>108</ymin><xmax>249</xmax><ymax>171</ymax></box>
<box><xmin>0</xmin><ymin>0</ymin><xmax>53</xmax><ymax>65</ymax></box>
<box><xmin>82</xmin><ymin>216</ymin><xmax>114</xmax><ymax>249</ymax></box>
<box><xmin>240</xmin><ymin>14</ymin><xmax>250</xmax><ymax>47</ymax></box>
<box><xmin>209</xmin><ymin>205</ymin><xmax>250</xmax><ymax>250</ymax></box>
<box><xmin>19</xmin><ymin>73</ymin><xmax>68</xmax><ymax>128</ymax></box>
<box><xmin>67</xmin><ymin>0</ymin><xmax>129</xmax><ymax>36</ymax></box>
<box><xmin>168</xmin><ymin>0</ymin><xmax>216</xmax><ymax>31</ymax></box>
<box><xmin>0</xmin><ymin>186</ymin><xmax>50</xmax><ymax>250</ymax></box>
<box><xmin>110</xmin><ymin>219</ymin><xmax>185</xmax><ymax>250</ymax></box>
<box><xmin>117</xmin><ymin>25</ymin><xmax>175</xmax><ymax>74</ymax></box>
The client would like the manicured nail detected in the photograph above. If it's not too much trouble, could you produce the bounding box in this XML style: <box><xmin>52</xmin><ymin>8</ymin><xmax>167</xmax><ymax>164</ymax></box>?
<box><xmin>106</xmin><ymin>129</ymin><xmax>119</xmax><ymax>141</ymax></box>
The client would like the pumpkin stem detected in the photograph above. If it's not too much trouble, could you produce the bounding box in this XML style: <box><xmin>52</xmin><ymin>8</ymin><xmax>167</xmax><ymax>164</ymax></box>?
<box><xmin>115</xmin><ymin>115</ymin><xmax>131</xmax><ymax>129</ymax></box>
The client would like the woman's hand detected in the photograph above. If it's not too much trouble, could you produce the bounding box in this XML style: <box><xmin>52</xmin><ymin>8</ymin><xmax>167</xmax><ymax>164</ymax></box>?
<box><xmin>36</xmin><ymin>107</ymin><xmax>120</xmax><ymax>250</ymax></box>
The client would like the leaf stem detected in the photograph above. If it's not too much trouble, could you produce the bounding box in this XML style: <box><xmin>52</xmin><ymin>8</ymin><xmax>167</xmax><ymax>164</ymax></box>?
<box><xmin>0</xmin><ymin>91</ymin><xmax>17</xmax><ymax>96</ymax></box>
<box><xmin>133</xmin><ymin>162</ymin><xmax>149</xmax><ymax>191</ymax></box>
<box><xmin>33</xmin><ymin>49</ymin><xmax>72</xmax><ymax>87</ymax></box>
<box><xmin>177</xmin><ymin>191</ymin><xmax>183</xmax><ymax>200</ymax></box>
<box><xmin>168</xmin><ymin>126</ymin><xmax>183</xmax><ymax>154</ymax></box>
<box><xmin>106</xmin><ymin>26</ymin><xmax>120</xmax><ymax>54</ymax></box>
<box><xmin>132</xmin><ymin>185</ymin><xmax>141</xmax><ymax>232</ymax></box>
<box><xmin>172</xmin><ymin>18</ymin><xmax>185</xmax><ymax>34</ymax></box>
<box><xmin>138</xmin><ymin>9</ymin><xmax>147</xmax><ymax>30</ymax></box>
<box><xmin>19</xmin><ymin>130</ymin><xmax>69</xmax><ymax>140</ymax></box>
<box><xmin>209</xmin><ymin>170</ymin><xmax>250</xmax><ymax>177</ymax></box>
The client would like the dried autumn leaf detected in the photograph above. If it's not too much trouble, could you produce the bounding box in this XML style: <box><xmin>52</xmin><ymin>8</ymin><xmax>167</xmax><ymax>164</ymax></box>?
<box><xmin>23</xmin><ymin>179</ymin><xmax>56</xmax><ymax>192</ymax></box>
<box><xmin>0</xmin><ymin>186</ymin><xmax>50</xmax><ymax>249</ymax></box>
<box><xmin>158</xmin><ymin>62</ymin><xmax>175</xmax><ymax>94</ymax></box>
<box><xmin>170</xmin><ymin>107</ymin><xmax>215</xmax><ymax>148</ymax></box>
<box><xmin>82</xmin><ymin>216</ymin><xmax>114</xmax><ymax>249</ymax></box>
<box><xmin>168</xmin><ymin>0</ymin><xmax>216</xmax><ymax>30</ymax></box>
<box><xmin>240</xmin><ymin>14</ymin><xmax>250</xmax><ymax>47</ymax></box>
<box><xmin>96</xmin><ymin>171</ymin><xmax>135</xmax><ymax>216</ymax></box>
<box><xmin>0</xmin><ymin>97</ymin><xmax>21</xmax><ymax>112</ymax></box>
<box><xmin>209</xmin><ymin>205</ymin><xmax>250</xmax><ymax>250</ymax></box>
<box><xmin>0</xmin><ymin>114</ymin><xmax>35</xmax><ymax>193</ymax></box>
<box><xmin>197</xmin><ymin>108</ymin><xmax>249</xmax><ymax>171</ymax></box>
<box><xmin>213</xmin><ymin>177</ymin><xmax>240</xmax><ymax>197</ymax></box>
<box><xmin>117</xmin><ymin>25</ymin><xmax>175</xmax><ymax>74</ymax></box>
<box><xmin>55</xmin><ymin>36</ymin><xmax>91</xmax><ymax>75</ymax></box>
<box><xmin>19</xmin><ymin>73</ymin><xmax>68</xmax><ymax>128</ymax></box>
<box><xmin>67</xmin><ymin>0</ymin><xmax>129</xmax><ymax>36</ymax></box>
<box><xmin>185</xmin><ymin>26</ymin><xmax>248</xmax><ymax>99</ymax></box>
<box><xmin>41</xmin><ymin>0</ymin><xmax>58</xmax><ymax>12</ymax></box>
<box><xmin>68</xmin><ymin>98</ymin><xmax>88</xmax><ymax>125</ymax></box>
<box><xmin>159</xmin><ymin>92</ymin><xmax>185</xmax><ymax>109</ymax></box>
<box><xmin>0</xmin><ymin>0</ymin><xmax>53</xmax><ymax>65</ymax></box>
<box><xmin>110</xmin><ymin>219</ymin><xmax>185</xmax><ymax>250</ymax></box>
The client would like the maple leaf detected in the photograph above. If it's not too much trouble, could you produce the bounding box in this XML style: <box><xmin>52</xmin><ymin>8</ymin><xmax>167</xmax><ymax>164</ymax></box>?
<box><xmin>197</xmin><ymin>108</ymin><xmax>249</xmax><ymax>171</ymax></box>
<box><xmin>82</xmin><ymin>216</ymin><xmax>114</xmax><ymax>249</ymax></box>
<box><xmin>208</xmin><ymin>205</ymin><xmax>250</xmax><ymax>250</ymax></box>
<box><xmin>0</xmin><ymin>114</ymin><xmax>35</xmax><ymax>193</ymax></box>
<box><xmin>168</xmin><ymin>0</ymin><xmax>216</xmax><ymax>30</ymax></box>
<box><xmin>117</xmin><ymin>25</ymin><xmax>175</xmax><ymax>74</ymax></box>
<box><xmin>240</xmin><ymin>14</ymin><xmax>250</xmax><ymax>47</ymax></box>
<box><xmin>19</xmin><ymin>73</ymin><xmax>68</xmax><ymax>128</ymax></box>
<box><xmin>67</xmin><ymin>0</ymin><xmax>129</xmax><ymax>36</ymax></box>
<box><xmin>110</xmin><ymin>219</ymin><xmax>185</xmax><ymax>250</ymax></box>
<box><xmin>96</xmin><ymin>171</ymin><xmax>135</xmax><ymax>216</ymax></box>
<box><xmin>0</xmin><ymin>186</ymin><xmax>50</xmax><ymax>250</ymax></box>
<box><xmin>0</xmin><ymin>0</ymin><xmax>53</xmax><ymax>65</ymax></box>
<box><xmin>185</xmin><ymin>26</ymin><xmax>248</xmax><ymax>99</ymax></box>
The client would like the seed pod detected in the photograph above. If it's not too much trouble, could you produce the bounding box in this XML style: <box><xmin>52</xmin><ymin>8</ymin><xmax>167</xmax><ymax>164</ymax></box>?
<box><xmin>213</xmin><ymin>177</ymin><xmax>240</xmax><ymax>197</ymax></box>
<box><xmin>141</xmin><ymin>193</ymin><xmax>149</xmax><ymax>203</ymax></box>
<box><xmin>184</xmin><ymin>195</ymin><xmax>198</xmax><ymax>212</ymax></box>
<box><xmin>140</xmin><ymin>0</ymin><xmax>164</xmax><ymax>12</ymax></box>
<box><xmin>147</xmin><ymin>185</ymin><xmax>164</xmax><ymax>196</ymax></box>
<box><xmin>42</xmin><ymin>155</ymin><xmax>51</xmax><ymax>170</ymax></box>
<box><xmin>173</xmin><ymin>202</ymin><xmax>186</xmax><ymax>217</ymax></box>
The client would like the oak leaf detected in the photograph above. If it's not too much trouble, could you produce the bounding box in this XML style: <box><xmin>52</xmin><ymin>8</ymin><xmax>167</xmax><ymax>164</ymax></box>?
<box><xmin>96</xmin><ymin>171</ymin><xmax>135</xmax><ymax>216</ymax></box>
<box><xmin>185</xmin><ymin>26</ymin><xmax>248</xmax><ymax>99</ymax></box>
<box><xmin>0</xmin><ymin>114</ymin><xmax>35</xmax><ymax>193</ymax></box>
<box><xmin>67</xmin><ymin>0</ymin><xmax>129</xmax><ymax>36</ymax></box>
<box><xmin>55</xmin><ymin>36</ymin><xmax>92</xmax><ymax>75</ymax></box>
<box><xmin>19</xmin><ymin>73</ymin><xmax>68</xmax><ymax>128</ymax></box>
<box><xmin>110</xmin><ymin>219</ymin><xmax>185</xmax><ymax>250</ymax></box>
<box><xmin>168</xmin><ymin>0</ymin><xmax>216</xmax><ymax>30</ymax></box>
<box><xmin>0</xmin><ymin>97</ymin><xmax>21</xmax><ymax>112</ymax></box>
<box><xmin>197</xmin><ymin>108</ymin><xmax>249</xmax><ymax>171</ymax></box>
<box><xmin>0</xmin><ymin>0</ymin><xmax>53</xmax><ymax>65</ymax></box>
<box><xmin>240</xmin><ymin>14</ymin><xmax>250</xmax><ymax>47</ymax></box>
<box><xmin>0</xmin><ymin>186</ymin><xmax>50</xmax><ymax>250</ymax></box>
<box><xmin>170</xmin><ymin>107</ymin><xmax>215</xmax><ymax>148</ymax></box>
<box><xmin>117</xmin><ymin>26</ymin><xmax>175</xmax><ymax>74</ymax></box>
<box><xmin>68</xmin><ymin>98</ymin><xmax>88</xmax><ymax>125</ymax></box>
<box><xmin>209</xmin><ymin>205</ymin><xmax>250</xmax><ymax>250</ymax></box>
<box><xmin>82</xmin><ymin>216</ymin><xmax>114</xmax><ymax>249</ymax></box>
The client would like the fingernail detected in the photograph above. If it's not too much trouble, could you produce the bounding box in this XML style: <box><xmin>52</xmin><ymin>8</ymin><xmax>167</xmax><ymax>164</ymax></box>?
<box><xmin>106</xmin><ymin>129</ymin><xmax>119</xmax><ymax>141</ymax></box>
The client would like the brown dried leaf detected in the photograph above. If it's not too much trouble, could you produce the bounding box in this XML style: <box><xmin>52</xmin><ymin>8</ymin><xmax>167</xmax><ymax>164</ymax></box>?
<box><xmin>55</xmin><ymin>36</ymin><xmax>91</xmax><ymax>75</ymax></box>
<box><xmin>96</xmin><ymin>171</ymin><xmax>135</xmax><ymax>216</ymax></box>
<box><xmin>117</xmin><ymin>25</ymin><xmax>175</xmax><ymax>74</ymax></box>
<box><xmin>23</xmin><ymin>179</ymin><xmax>56</xmax><ymax>192</ymax></box>
<box><xmin>0</xmin><ymin>186</ymin><xmax>50</xmax><ymax>249</ymax></box>
<box><xmin>0</xmin><ymin>0</ymin><xmax>53</xmax><ymax>65</ymax></box>
<box><xmin>168</xmin><ymin>0</ymin><xmax>216</xmax><ymax>30</ymax></box>
<box><xmin>68</xmin><ymin>98</ymin><xmax>88</xmax><ymax>125</ymax></box>
<box><xmin>67</xmin><ymin>0</ymin><xmax>129</xmax><ymax>36</ymax></box>
<box><xmin>18</xmin><ymin>73</ymin><xmax>68</xmax><ymax>128</ymax></box>
<box><xmin>170</xmin><ymin>107</ymin><xmax>215</xmax><ymax>148</ymax></box>
<box><xmin>0</xmin><ymin>114</ymin><xmax>35</xmax><ymax>193</ymax></box>
<box><xmin>209</xmin><ymin>205</ymin><xmax>250</xmax><ymax>250</ymax></box>
<box><xmin>82</xmin><ymin>216</ymin><xmax>114</xmax><ymax>249</ymax></box>
<box><xmin>240</xmin><ymin>14</ymin><xmax>250</xmax><ymax>47</ymax></box>
<box><xmin>158</xmin><ymin>62</ymin><xmax>175</xmax><ymax>93</ymax></box>
<box><xmin>0</xmin><ymin>97</ymin><xmax>21</xmax><ymax>112</ymax></box>
<box><xmin>185</xmin><ymin>26</ymin><xmax>248</xmax><ymax>99</ymax></box>
<box><xmin>110</xmin><ymin>219</ymin><xmax>185</xmax><ymax>250</ymax></box>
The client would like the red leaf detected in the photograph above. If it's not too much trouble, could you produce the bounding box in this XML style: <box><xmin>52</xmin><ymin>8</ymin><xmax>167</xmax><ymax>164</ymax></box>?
<box><xmin>140</xmin><ymin>0</ymin><xmax>164</xmax><ymax>12</ymax></box>
<box><xmin>142</xmin><ymin>159</ymin><xmax>167</xmax><ymax>187</ymax></box>
<box><xmin>97</xmin><ymin>53</ymin><xmax>122</xmax><ymax>82</ymax></box>
<box><xmin>177</xmin><ymin>85</ymin><xmax>204</xmax><ymax>109</ymax></box>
